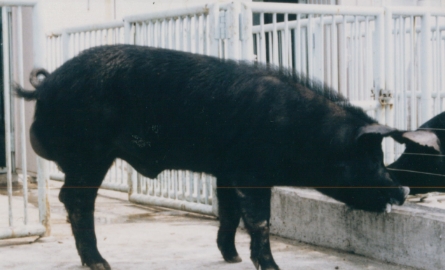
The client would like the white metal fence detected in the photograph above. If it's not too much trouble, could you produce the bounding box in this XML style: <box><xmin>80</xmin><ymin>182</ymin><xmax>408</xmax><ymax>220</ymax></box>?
<box><xmin>1</xmin><ymin>1</ymin><xmax>50</xmax><ymax>240</ymax></box>
<box><xmin>44</xmin><ymin>2</ymin><xmax>445</xmax><ymax>216</ymax></box>
<box><xmin>387</xmin><ymin>8</ymin><xmax>445</xmax><ymax>159</ymax></box>
<box><xmin>46</xmin><ymin>4</ymin><xmax>219</xmax><ymax>216</ymax></box>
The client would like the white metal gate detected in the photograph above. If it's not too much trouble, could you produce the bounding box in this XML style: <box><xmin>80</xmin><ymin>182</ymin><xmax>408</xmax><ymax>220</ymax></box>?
<box><xmin>1</xmin><ymin>1</ymin><xmax>50</xmax><ymax>240</ymax></box>
<box><xmin>46</xmin><ymin>4</ymin><xmax>221</xmax><ymax>216</ymax></box>
<box><xmin>43</xmin><ymin>2</ymin><xmax>445</xmax><ymax>215</ymax></box>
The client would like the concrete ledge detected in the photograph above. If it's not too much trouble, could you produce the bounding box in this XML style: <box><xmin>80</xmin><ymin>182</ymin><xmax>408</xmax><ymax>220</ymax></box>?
<box><xmin>270</xmin><ymin>187</ymin><xmax>445</xmax><ymax>270</ymax></box>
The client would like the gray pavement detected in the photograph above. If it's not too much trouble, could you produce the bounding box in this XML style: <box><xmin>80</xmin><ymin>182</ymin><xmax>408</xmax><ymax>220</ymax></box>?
<box><xmin>0</xmin><ymin>180</ymin><xmax>418</xmax><ymax>270</ymax></box>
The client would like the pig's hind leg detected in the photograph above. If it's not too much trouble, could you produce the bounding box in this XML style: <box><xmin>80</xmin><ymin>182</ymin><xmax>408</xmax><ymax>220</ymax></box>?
<box><xmin>58</xmin><ymin>155</ymin><xmax>115</xmax><ymax>270</ymax></box>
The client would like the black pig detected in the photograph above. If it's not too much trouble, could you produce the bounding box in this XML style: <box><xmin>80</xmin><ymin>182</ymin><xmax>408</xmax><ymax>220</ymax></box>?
<box><xmin>17</xmin><ymin>45</ymin><xmax>415</xmax><ymax>270</ymax></box>
<box><xmin>388</xmin><ymin>112</ymin><xmax>444</xmax><ymax>194</ymax></box>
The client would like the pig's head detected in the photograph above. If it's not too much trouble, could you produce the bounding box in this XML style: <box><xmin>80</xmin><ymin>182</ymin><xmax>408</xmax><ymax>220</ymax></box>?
<box><xmin>388</xmin><ymin>112</ymin><xmax>444</xmax><ymax>194</ymax></box>
<box><xmin>317</xmin><ymin>124</ymin><xmax>412</xmax><ymax>213</ymax></box>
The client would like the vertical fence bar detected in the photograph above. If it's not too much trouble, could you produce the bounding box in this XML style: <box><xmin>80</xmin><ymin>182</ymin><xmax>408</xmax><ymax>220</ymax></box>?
<box><xmin>189</xmin><ymin>172</ymin><xmax>193</xmax><ymax>202</ymax></box>
<box><xmin>190</xmin><ymin>15</ymin><xmax>196</xmax><ymax>53</ymax></box>
<box><xmin>208</xmin><ymin>3</ymin><xmax>220</xmax><ymax>57</ymax></box>
<box><xmin>308</xmin><ymin>14</ymin><xmax>314</xmax><ymax>82</ymax></box>
<box><xmin>182</xmin><ymin>16</ymin><xmax>188</xmax><ymax>52</ymax></box>
<box><xmin>326</xmin><ymin>16</ymin><xmax>331</xmax><ymax>87</ymax></box>
<box><xmin>357</xmin><ymin>18</ymin><xmax>362</xmax><ymax>100</ymax></box>
<box><xmin>401</xmin><ymin>16</ymin><xmax>407</xmax><ymax>131</ymax></box>
<box><xmin>410</xmin><ymin>16</ymin><xmax>417</xmax><ymax>130</ymax></box>
<box><xmin>204</xmin><ymin>175</ymin><xmax>209</xmax><ymax>205</ymax></box>
<box><xmin>212</xmin><ymin>177</ymin><xmax>218</xmax><ymax>216</ymax></box>
<box><xmin>437</xmin><ymin>25</ymin><xmax>445</xmax><ymax>112</ymax></box>
<box><xmin>16</xmin><ymin>6</ymin><xmax>28</xmax><ymax>225</ymax></box>
<box><xmin>174</xmin><ymin>18</ymin><xmax>180</xmax><ymax>50</ymax></box>
<box><xmin>281</xmin><ymin>13</ymin><xmax>289</xmax><ymax>68</ymax></box>
<box><xmin>331</xmin><ymin>15</ymin><xmax>338</xmax><ymax>91</ymax></box>
<box><xmin>384</xmin><ymin>9</ymin><xmax>394</xmax><ymax>162</ymax></box>
<box><xmin>339</xmin><ymin>15</ymin><xmax>347</xmax><ymax>96</ymax></box>
<box><xmin>420</xmin><ymin>12</ymin><xmax>433</xmax><ymax>123</ymax></box>
<box><xmin>295</xmin><ymin>13</ymin><xmax>301</xmax><ymax>73</ymax></box>
<box><xmin>2</xmin><ymin>7</ymin><xmax>13</xmax><ymax>227</ymax></box>
<box><xmin>394</xmin><ymin>17</ymin><xmax>399</xmax><ymax>128</ymax></box>
<box><xmin>227</xmin><ymin>2</ymin><xmax>241</xmax><ymax>60</ymax></box>
<box><xmin>435</xmin><ymin>16</ymin><xmax>441</xmax><ymax>115</ymax></box>
<box><xmin>352</xmin><ymin>16</ymin><xmax>358</xmax><ymax>100</ymax></box>
<box><xmin>198</xmin><ymin>15</ymin><xmax>203</xmax><ymax>54</ymax></box>
<box><xmin>260</xmin><ymin>12</ymin><xmax>266</xmax><ymax>63</ymax></box>
<box><xmin>364</xmin><ymin>16</ymin><xmax>370</xmax><ymax>102</ymax></box>
<box><xmin>240</xmin><ymin>3</ymin><xmax>253</xmax><ymax>61</ymax></box>
<box><xmin>416</xmin><ymin>26</ymin><xmax>421</xmax><ymax>128</ymax></box>
<box><xmin>167</xmin><ymin>18</ymin><xmax>172</xmax><ymax>49</ymax></box>
<box><xmin>272</xmin><ymin>13</ymin><xmax>279</xmax><ymax>65</ymax></box>
<box><xmin>319</xmin><ymin>14</ymin><xmax>324</xmax><ymax>83</ymax></box>
<box><xmin>197</xmin><ymin>174</ymin><xmax>202</xmax><ymax>204</ymax></box>
<box><xmin>62</xmin><ymin>31</ymin><xmax>69</xmax><ymax>62</ymax></box>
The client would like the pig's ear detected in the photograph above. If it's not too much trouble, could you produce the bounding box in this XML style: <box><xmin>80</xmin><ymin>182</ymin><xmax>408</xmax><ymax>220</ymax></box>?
<box><xmin>356</xmin><ymin>124</ymin><xmax>399</xmax><ymax>143</ymax></box>
<box><xmin>357</xmin><ymin>125</ymin><xmax>398</xmax><ymax>138</ymax></box>
<box><xmin>396</xmin><ymin>130</ymin><xmax>441</xmax><ymax>153</ymax></box>
<box><xmin>356</xmin><ymin>125</ymin><xmax>441</xmax><ymax>153</ymax></box>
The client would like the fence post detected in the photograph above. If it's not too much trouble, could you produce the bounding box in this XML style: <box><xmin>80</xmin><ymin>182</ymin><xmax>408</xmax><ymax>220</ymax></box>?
<box><xmin>31</xmin><ymin>1</ymin><xmax>52</xmax><ymax>237</ymax></box>
<box><xmin>37</xmin><ymin>157</ymin><xmax>51</xmax><ymax>236</ymax></box>
<box><xmin>420</xmin><ymin>12</ymin><xmax>433</xmax><ymax>124</ymax></box>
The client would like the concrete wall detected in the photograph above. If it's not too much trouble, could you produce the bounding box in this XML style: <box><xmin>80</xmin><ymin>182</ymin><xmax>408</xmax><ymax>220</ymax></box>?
<box><xmin>270</xmin><ymin>187</ymin><xmax>445</xmax><ymax>270</ymax></box>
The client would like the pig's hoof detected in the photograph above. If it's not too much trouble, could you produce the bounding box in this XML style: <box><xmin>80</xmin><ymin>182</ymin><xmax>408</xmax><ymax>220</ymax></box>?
<box><xmin>224</xmin><ymin>255</ymin><xmax>242</xmax><ymax>263</ymax></box>
<box><xmin>89</xmin><ymin>261</ymin><xmax>111</xmax><ymax>270</ymax></box>
<box><xmin>219</xmin><ymin>244</ymin><xmax>242</xmax><ymax>263</ymax></box>
<box><xmin>262</xmin><ymin>266</ymin><xmax>281</xmax><ymax>270</ymax></box>
<box><xmin>251</xmin><ymin>256</ymin><xmax>280</xmax><ymax>270</ymax></box>
<box><xmin>251</xmin><ymin>257</ymin><xmax>260</xmax><ymax>270</ymax></box>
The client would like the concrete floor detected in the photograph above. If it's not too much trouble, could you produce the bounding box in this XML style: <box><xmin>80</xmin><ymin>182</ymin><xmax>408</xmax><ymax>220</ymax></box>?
<box><xmin>0</xmin><ymin>180</ymin><xmax>418</xmax><ymax>270</ymax></box>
